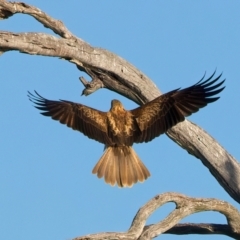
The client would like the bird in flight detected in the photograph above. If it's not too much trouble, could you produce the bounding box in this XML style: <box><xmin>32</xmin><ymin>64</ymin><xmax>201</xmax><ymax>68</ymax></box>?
<box><xmin>28</xmin><ymin>72</ymin><xmax>225</xmax><ymax>188</ymax></box>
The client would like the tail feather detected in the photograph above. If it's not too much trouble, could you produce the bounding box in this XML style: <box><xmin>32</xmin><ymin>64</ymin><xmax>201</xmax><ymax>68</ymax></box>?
<box><xmin>105</xmin><ymin>152</ymin><xmax>117</xmax><ymax>186</ymax></box>
<box><xmin>92</xmin><ymin>146</ymin><xmax>150</xmax><ymax>187</ymax></box>
<box><xmin>125</xmin><ymin>152</ymin><xmax>138</xmax><ymax>185</ymax></box>
<box><xmin>93</xmin><ymin>148</ymin><xmax>111</xmax><ymax>179</ymax></box>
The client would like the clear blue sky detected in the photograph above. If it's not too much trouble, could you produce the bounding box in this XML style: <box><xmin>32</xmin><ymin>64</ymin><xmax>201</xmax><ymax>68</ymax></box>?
<box><xmin>0</xmin><ymin>1</ymin><xmax>239</xmax><ymax>240</ymax></box>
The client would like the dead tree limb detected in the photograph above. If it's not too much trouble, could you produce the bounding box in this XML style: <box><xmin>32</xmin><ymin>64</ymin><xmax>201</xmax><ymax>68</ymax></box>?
<box><xmin>73</xmin><ymin>192</ymin><xmax>240</xmax><ymax>240</ymax></box>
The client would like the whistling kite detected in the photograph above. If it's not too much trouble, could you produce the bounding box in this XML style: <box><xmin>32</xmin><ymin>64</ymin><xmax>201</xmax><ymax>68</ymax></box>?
<box><xmin>28</xmin><ymin>72</ymin><xmax>225</xmax><ymax>187</ymax></box>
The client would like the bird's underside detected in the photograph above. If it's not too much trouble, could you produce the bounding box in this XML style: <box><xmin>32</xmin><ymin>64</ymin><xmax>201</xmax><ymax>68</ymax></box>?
<box><xmin>28</xmin><ymin>72</ymin><xmax>225</xmax><ymax>187</ymax></box>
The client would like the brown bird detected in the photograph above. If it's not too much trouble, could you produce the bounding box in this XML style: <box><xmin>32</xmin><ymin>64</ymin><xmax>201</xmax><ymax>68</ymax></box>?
<box><xmin>28</xmin><ymin>72</ymin><xmax>225</xmax><ymax>187</ymax></box>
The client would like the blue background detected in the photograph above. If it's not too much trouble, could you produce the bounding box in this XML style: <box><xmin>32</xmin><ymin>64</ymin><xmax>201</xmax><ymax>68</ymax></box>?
<box><xmin>0</xmin><ymin>1</ymin><xmax>239</xmax><ymax>240</ymax></box>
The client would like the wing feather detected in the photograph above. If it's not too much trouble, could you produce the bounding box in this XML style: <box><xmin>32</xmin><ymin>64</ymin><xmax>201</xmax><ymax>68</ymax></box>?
<box><xmin>28</xmin><ymin>91</ymin><xmax>113</xmax><ymax>145</ymax></box>
<box><xmin>131</xmin><ymin>72</ymin><xmax>225</xmax><ymax>143</ymax></box>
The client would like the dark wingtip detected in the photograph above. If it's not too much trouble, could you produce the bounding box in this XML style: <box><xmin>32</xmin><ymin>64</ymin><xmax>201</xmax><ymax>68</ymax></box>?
<box><xmin>196</xmin><ymin>71</ymin><xmax>225</xmax><ymax>88</ymax></box>
<box><xmin>27</xmin><ymin>90</ymin><xmax>48</xmax><ymax>109</ymax></box>
<box><xmin>27</xmin><ymin>90</ymin><xmax>36</xmax><ymax>103</ymax></box>
<box><xmin>200</xmin><ymin>72</ymin><xmax>225</xmax><ymax>102</ymax></box>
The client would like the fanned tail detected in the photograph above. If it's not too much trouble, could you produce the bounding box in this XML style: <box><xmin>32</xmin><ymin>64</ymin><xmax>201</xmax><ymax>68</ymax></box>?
<box><xmin>92</xmin><ymin>146</ymin><xmax>150</xmax><ymax>187</ymax></box>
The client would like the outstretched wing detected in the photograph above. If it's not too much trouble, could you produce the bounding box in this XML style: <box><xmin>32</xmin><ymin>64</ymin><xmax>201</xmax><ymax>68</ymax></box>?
<box><xmin>131</xmin><ymin>72</ymin><xmax>225</xmax><ymax>143</ymax></box>
<box><xmin>28</xmin><ymin>91</ymin><xmax>113</xmax><ymax>145</ymax></box>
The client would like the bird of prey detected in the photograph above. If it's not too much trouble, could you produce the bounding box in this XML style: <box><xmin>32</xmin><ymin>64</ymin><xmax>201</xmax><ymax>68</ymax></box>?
<box><xmin>28</xmin><ymin>72</ymin><xmax>225</xmax><ymax>188</ymax></box>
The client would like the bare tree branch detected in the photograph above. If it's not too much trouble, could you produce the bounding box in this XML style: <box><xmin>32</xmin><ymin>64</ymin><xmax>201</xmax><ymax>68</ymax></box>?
<box><xmin>73</xmin><ymin>192</ymin><xmax>240</xmax><ymax>240</ymax></box>
<box><xmin>164</xmin><ymin>223</ymin><xmax>240</xmax><ymax>239</ymax></box>
<box><xmin>167</xmin><ymin>122</ymin><xmax>240</xmax><ymax>204</ymax></box>
<box><xmin>0</xmin><ymin>29</ymin><xmax>157</xmax><ymax>104</ymax></box>
<box><xmin>0</xmin><ymin>0</ymin><xmax>160</xmax><ymax>103</ymax></box>
<box><xmin>0</xmin><ymin>0</ymin><xmax>76</xmax><ymax>39</ymax></box>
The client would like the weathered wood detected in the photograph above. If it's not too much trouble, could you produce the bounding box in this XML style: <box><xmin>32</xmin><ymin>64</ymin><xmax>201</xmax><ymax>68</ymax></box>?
<box><xmin>73</xmin><ymin>193</ymin><xmax>240</xmax><ymax>240</ymax></box>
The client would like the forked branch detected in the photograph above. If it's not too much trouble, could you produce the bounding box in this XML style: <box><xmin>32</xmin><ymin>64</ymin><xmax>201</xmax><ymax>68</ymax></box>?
<box><xmin>73</xmin><ymin>192</ymin><xmax>240</xmax><ymax>240</ymax></box>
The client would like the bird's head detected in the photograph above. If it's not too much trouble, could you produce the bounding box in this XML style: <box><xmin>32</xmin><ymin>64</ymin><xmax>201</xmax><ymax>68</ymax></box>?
<box><xmin>110</xmin><ymin>99</ymin><xmax>124</xmax><ymax>112</ymax></box>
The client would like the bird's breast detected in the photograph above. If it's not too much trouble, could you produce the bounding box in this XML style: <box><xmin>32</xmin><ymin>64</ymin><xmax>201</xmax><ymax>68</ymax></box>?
<box><xmin>107</xmin><ymin>111</ymin><xmax>135</xmax><ymax>144</ymax></box>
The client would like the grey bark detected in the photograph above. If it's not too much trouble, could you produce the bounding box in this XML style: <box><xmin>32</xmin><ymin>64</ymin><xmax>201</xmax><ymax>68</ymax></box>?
<box><xmin>73</xmin><ymin>193</ymin><xmax>240</xmax><ymax>240</ymax></box>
